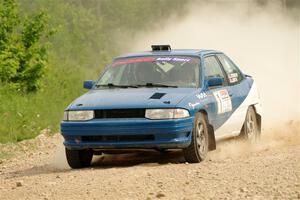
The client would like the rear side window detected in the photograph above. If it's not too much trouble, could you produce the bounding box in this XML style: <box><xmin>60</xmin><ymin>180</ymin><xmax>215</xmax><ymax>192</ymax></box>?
<box><xmin>216</xmin><ymin>54</ymin><xmax>243</xmax><ymax>84</ymax></box>
<box><xmin>204</xmin><ymin>56</ymin><xmax>226</xmax><ymax>86</ymax></box>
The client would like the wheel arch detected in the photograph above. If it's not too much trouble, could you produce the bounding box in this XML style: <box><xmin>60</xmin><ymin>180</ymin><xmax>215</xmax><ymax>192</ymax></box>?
<box><xmin>240</xmin><ymin>104</ymin><xmax>262</xmax><ymax>137</ymax></box>
<box><xmin>197</xmin><ymin>109</ymin><xmax>216</xmax><ymax>151</ymax></box>
<box><xmin>252</xmin><ymin>105</ymin><xmax>262</xmax><ymax>134</ymax></box>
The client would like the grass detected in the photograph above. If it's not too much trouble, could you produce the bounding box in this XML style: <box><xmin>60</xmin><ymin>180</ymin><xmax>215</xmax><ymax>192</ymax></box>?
<box><xmin>0</xmin><ymin>59</ymin><xmax>102</xmax><ymax>143</ymax></box>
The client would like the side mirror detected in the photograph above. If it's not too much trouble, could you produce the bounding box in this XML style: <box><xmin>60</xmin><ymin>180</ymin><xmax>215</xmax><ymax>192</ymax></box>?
<box><xmin>207</xmin><ymin>77</ymin><xmax>223</xmax><ymax>87</ymax></box>
<box><xmin>83</xmin><ymin>80</ymin><xmax>95</xmax><ymax>89</ymax></box>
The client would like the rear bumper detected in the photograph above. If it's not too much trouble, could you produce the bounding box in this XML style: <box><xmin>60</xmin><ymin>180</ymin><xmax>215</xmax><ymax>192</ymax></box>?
<box><xmin>60</xmin><ymin>117</ymin><xmax>194</xmax><ymax>150</ymax></box>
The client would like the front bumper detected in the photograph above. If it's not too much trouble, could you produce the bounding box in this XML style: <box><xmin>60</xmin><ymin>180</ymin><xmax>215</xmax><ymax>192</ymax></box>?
<box><xmin>60</xmin><ymin>117</ymin><xmax>194</xmax><ymax>150</ymax></box>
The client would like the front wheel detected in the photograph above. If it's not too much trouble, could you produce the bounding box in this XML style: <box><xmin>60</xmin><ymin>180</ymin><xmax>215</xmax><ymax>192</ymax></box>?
<box><xmin>65</xmin><ymin>148</ymin><xmax>93</xmax><ymax>169</ymax></box>
<box><xmin>183</xmin><ymin>113</ymin><xmax>209</xmax><ymax>163</ymax></box>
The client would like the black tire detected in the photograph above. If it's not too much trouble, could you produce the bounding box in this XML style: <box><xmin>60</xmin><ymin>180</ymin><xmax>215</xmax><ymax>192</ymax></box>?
<box><xmin>65</xmin><ymin>148</ymin><xmax>93</xmax><ymax>169</ymax></box>
<box><xmin>241</xmin><ymin>106</ymin><xmax>259</xmax><ymax>142</ymax></box>
<box><xmin>183</xmin><ymin>113</ymin><xmax>209</xmax><ymax>163</ymax></box>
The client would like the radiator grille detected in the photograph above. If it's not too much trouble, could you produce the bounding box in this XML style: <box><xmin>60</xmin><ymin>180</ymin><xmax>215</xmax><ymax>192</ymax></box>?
<box><xmin>94</xmin><ymin>109</ymin><xmax>145</xmax><ymax>119</ymax></box>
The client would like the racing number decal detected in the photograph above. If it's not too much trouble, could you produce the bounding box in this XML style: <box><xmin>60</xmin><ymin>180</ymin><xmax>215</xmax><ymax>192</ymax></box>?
<box><xmin>228</xmin><ymin>73</ymin><xmax>238</xmax><ymax>83</ymax></box>
<box><xmin>213</xmin><ymin>89</ymin><xmax>232</xmax><ymax>114</ymax></box>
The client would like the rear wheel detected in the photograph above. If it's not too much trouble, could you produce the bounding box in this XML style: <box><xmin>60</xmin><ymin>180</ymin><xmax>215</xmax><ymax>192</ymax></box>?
<box><xmin>65</xmin><ymin>148</ymin><xmax>93</xmax><ymax>169</ymax></box>
<box><xmin>241</xmin><ymin>106</ymin><xmax>259</xmax><ymax>142</ymax></box>
<box><xmin>183</xmin><ymin>113</ymin><xmax>208</xmax><ymax>163</ymax></box>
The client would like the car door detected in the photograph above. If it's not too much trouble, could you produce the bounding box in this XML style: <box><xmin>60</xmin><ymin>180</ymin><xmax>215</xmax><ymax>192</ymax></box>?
<box><xmin>213</xmin><ymin>53</ymin><xmax>250</xmax><ymax>138</ymax></box>
<box><xmin>203</xmin><ymin>55</ymin><xmax>234</xmax><ymax>137</ymax></box>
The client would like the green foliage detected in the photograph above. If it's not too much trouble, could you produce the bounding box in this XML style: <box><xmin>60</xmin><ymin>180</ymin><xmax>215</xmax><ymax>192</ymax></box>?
<box><xmin>0</xmin><ymin>44</ymin><xmax>19</xmax><ymax>82</ymax></box>
<box><xmin>0</xmin><ymin>0</ymin><xmax>18</xmax><ymax>50</ymax></box>
<box><xmin>0</xmin><ymin>62</ymin><xmax>86</xmax><ymax>142</ymax></box>
<box><xmin>19</xmin><ymin>0</ymin><xmax>188</xmax><ymax>69</ymax></box>
<box><xmin>0</xmin><ymin>0</ymin><xmax>190</xmax><ymax>143</ymax></box>
<box><xmin>0</xmin><ymin>0</ymin><xmax>50</xmax><ymax>92</ymax></box>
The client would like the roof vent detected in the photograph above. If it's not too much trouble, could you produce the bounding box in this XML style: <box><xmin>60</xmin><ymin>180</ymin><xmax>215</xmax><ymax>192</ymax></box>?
<box><xmin>151</xmin><ymin>45</ymin><xmax>171</xmax><ymax>51</ymax></box>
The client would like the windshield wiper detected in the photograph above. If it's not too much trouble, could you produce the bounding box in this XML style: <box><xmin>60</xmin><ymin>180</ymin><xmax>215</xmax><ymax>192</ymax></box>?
<box><xmin>137</xmin><ymin>83</ymin><xmax>178</xmax><ymax>88</ymax></box>
<box><xmin>95</xmin><ymin>83</ymin><xmax>138</xmax><ymax>88</ymax></box>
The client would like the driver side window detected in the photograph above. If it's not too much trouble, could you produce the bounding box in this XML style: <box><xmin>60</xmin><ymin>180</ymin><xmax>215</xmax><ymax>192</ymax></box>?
<box><xmin>204</xmin><ymin>56</ymin><xmax>226</xmax><ymax>86</ymax></box>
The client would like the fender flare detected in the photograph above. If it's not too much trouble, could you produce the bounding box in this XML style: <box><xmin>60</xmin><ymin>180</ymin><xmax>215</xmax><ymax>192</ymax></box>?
<box><xmin>199</xmin><ymin>109</ymin><xmax>216</xmax><ymax>151</ymax></box>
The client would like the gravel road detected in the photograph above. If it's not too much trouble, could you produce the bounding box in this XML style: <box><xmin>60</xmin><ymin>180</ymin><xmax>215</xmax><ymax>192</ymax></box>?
<box><xmin>0</xmin><ymin>122</ymin><xmax>299</xmax><ymax>200</ymax></box>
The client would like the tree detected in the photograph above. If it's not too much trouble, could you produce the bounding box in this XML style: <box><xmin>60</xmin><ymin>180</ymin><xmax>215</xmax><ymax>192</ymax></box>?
<box><xmin>0</xmin><ymin>0</ymin><xmax>51</xmax><ymax>92</ymax></box>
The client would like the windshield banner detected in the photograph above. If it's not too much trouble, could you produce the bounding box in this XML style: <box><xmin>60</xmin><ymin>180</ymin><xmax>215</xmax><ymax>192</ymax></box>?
<box><xmin>112</xmin><ymin>56</ymin><xmax>197</xmax><ymax>67</ymax></box>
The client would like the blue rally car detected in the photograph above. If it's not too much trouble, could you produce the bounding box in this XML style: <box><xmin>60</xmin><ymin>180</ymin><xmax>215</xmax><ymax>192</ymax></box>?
<box><xmin>61</xmin><ymin>45</ymin><xmax>262</xmax><ymax>168</ymax></box>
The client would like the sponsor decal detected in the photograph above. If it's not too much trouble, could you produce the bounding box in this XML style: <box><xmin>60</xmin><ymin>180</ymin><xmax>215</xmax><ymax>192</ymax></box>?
<box><xmin>229</xmin><ymin>77</ymin><xmax>238</xmax><ymax>83</ymax></box>
<box><xmin>189</xmin><ymin>102</ymin><xmax>200</xmax><ymax>109</ymax></box>
<box><xmin>170</xmin><ymin>57</ymin><xmax>191</xmax><ymax>62</ymax></box>
<box><xmin>228</xmin><ymin>73</ymin><xmax>238</xmax><ymax>83</ymax></box>
<box><xmin>112</xmin><ymin>56</ymin><xmax>196</xmax><ymax>67</ymax></box>
<box><xmin>156</xmin><ymin>57</ymin><xmax>173</xmax><ymax>61</ymax></box>
<box><xmin>213</xmin><ymin>89</ymin><xmax>232</xmax><ymax>114</ymax></box>
<box><xmin>228</xmin><ymin>73</ymin><xmax>238</xmax><ymax>78</ymax></box>
<box><xmin>196</xmin><ymin>92</ymin><xmax>207</xmax><ymax>100</ymax></box>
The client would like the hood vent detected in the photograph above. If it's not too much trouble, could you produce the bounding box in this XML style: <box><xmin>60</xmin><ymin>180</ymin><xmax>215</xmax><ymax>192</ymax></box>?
<box><xmin>149</xmin><ymin>93</ymin><xmax>166</xmax><ymax>99</ymax></box>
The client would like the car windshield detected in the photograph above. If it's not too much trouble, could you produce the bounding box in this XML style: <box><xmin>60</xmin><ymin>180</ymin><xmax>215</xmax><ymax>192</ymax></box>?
<box><xmin>96</xmin><ymin>56</ymin><xmax>200</xmax><ymax>88</ymax></box>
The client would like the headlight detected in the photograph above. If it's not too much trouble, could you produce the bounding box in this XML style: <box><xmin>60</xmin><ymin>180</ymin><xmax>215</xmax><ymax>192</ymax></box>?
<box><xmin>64</xmin><ymin>110</ymin><xmax>94</xmax><ymax>121</ymax></box>
<box><xmin>145</xmin><ymin>109</ymin><xmax>189</xmax><ymax>119</ymax></box>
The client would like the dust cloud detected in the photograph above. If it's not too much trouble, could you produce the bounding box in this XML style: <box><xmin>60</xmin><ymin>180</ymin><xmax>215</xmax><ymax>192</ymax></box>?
<box><xmin>50</xmin><ymin>1</ymin><xmax>299</xmax><ymax>168</ymax></box>
<box><xmin>51</xmin><ymin>140</ymin><xmax>68</xmax><ymax>169</ymax></box>
<box><xmin>131</xmin><ymin>0</ymin><xmax>300</xmax><ymax>129</ymax></box>
<box><xmin>209</xmin><ymin>120</ymin><xmax>300</xmax><ymax>160</ymax></box>
<box><xmin>43</xmin><ymin>134</ymin><xmax>68</xmax><ymax>170</ymax></box>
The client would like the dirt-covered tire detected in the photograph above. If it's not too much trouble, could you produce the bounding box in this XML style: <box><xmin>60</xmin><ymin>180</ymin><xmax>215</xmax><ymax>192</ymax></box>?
<box><xmin>65</xmin><ymin>148</ymin><xmax>93</xmax><ymax>169</ymax></box>
<box><xmin>240</xmin><ymin>106</ymin><xmax>259</xmax><ymax>142</ymax></box>
<box><xmin>183</xmin><ymin>112</ymin><xmax>209</xmax><ymax>163</ymax></box>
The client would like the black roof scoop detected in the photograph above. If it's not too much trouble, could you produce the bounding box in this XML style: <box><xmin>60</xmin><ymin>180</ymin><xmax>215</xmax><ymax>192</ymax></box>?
<box><xmin>150</xmin><ymin>93</ymin><xmax>166</xmax><ymax>99</ymax></box>
<box><xmin>151</xmin><ymin>45</ymin><xmax>171</xmax><ymax>51</ymax></box>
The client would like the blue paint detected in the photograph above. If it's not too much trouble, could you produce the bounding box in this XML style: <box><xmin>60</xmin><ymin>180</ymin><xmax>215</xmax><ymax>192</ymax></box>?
<box><xmin>61</xmin><ymin>49</ymin><xmax>254</xmax><ymax>149</ymax></box>
<box><xmin>62</xmin><ymin>117</ymin><xmax>193</xmax><ymax>149</ymax></box>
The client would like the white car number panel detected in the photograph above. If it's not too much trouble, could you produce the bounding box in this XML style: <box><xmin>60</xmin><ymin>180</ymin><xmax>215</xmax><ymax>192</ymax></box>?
<box><xmin>213</xmin><ymin>89</ymin><xmax>232</xmax><ymax>114</ymax></box>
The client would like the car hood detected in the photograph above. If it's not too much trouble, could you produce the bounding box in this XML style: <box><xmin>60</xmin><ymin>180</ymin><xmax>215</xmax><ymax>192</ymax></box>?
<box><xmin>67</xmin><ymin>88</ymin><xmax>196</xmax><ymax>110</ymax></box>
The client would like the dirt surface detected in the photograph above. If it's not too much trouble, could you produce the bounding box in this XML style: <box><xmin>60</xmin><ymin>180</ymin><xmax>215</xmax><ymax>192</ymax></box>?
<box><xmin>0</xmin><ymin>122</ymin><xmax>299</xmax><ymax>200</ymax></box>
